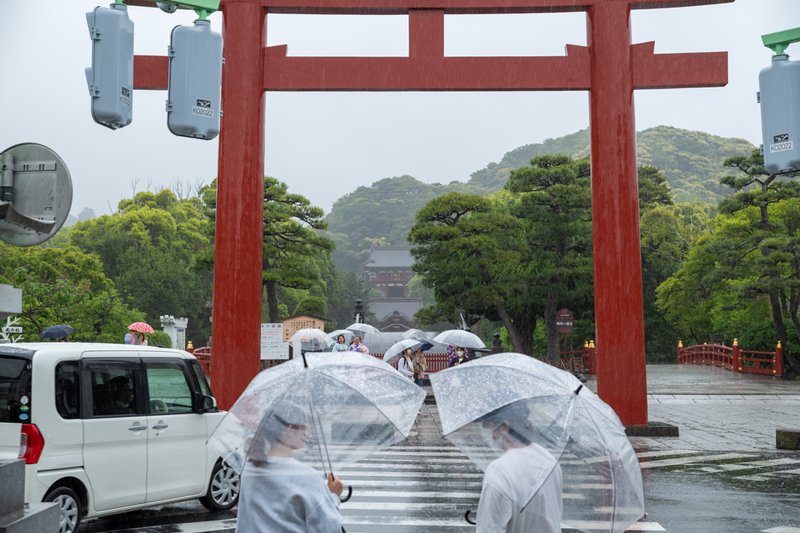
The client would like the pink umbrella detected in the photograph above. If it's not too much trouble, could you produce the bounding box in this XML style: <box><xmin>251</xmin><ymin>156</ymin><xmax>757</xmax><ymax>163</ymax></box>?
<box><xmin>128</xmin><ymin>322</ymin><xmax>154</xmax><ymax>333</ymax></box>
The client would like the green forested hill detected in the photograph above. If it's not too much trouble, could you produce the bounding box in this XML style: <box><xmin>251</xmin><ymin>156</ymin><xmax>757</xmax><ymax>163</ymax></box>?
<box><xmin>468</xmin><ymin>126</ymin><xmax>755</xmax><ymax>201</ymax></box>
<box><xmin>326</xmin><ymin>126</ymin><xmax>755</xmax><ymax>271</ymax></box>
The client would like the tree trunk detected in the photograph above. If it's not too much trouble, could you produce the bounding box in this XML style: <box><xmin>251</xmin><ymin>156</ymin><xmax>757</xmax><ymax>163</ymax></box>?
<box><xmin>494</xmin><ymin>300</ymin><xmax>535</xmax><ymax>355</ymax></box>
<box><xmin>545</xmin><ymin>293</ymin><xmax>560</xmax><ymax>362</ymax></box>
<box><xmin>264</xmin><ymin>280</ymin><xmax>280</xmax><ymax>323</ymax></box>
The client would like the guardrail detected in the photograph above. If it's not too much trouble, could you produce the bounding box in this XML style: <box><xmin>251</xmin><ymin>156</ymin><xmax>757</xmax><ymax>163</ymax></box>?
<box><xmin>677</xmin><ymin>340</ymin><xmax>784</xmax><ymax>377</ymax></box>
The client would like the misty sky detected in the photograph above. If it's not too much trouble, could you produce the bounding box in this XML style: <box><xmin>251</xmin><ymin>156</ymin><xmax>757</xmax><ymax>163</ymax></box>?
<box><xmin>0</xmin><ymin>0</ymin><xmax>796</xmax><ymax>217</ymax></box>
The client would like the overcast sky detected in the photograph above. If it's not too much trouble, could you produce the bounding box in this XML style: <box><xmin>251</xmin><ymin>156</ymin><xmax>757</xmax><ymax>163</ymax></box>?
<box><xmin>0</xmin><ymin>0</ymin><xmax>796</xmax><ymax>217</ymax></box>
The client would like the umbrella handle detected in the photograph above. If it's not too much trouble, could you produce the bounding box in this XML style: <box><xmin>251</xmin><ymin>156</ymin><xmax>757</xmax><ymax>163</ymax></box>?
<box><xmin>464</xmin><ymin>510</ymin><xmax>476</xmax><ymax>525</ymax></box>
<box><xmin>339</xmin><ymin>485</ymin><xmax>353</xmax><ymax>503</ymax></box>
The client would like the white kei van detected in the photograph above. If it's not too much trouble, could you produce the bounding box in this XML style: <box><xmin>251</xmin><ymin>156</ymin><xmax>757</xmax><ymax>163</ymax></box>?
<box><xmin>0</xmin><ymin>343</ymin><xmax>240</xmax><ymax>533</ymax></box>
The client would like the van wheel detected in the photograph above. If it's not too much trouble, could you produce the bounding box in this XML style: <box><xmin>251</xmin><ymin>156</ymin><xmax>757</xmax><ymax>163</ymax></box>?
<box><xmin>200</xmin><ymin>460</ymin><xmax>239</xmax><ymax>511</ymax></box>
<box><xmin>44</xmin><ymin>486</ymin><xmax>82</xmax><ymax>533</ymax></box>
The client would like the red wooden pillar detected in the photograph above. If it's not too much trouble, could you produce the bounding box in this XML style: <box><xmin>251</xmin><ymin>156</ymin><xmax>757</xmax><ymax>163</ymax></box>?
<box><xmin>732</xmin><ymin>338</ymin><xmax>742</xmax><ymax>372</ymax></box>
<box><xmin>211</xmin><ymin>0</ymin><xmax>266</xmax><ymax>409</ymax></box>
<box><xmin>586</xmin><ymin>1</ymin><xmax>647</xmax><ymax>426</ymax></box>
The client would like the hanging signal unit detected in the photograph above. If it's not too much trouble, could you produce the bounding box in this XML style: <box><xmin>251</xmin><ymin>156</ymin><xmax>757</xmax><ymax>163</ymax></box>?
<box><xmin>166</xmin><ymin>18</ymin><xmax>223</xmax><ymax>140</ymax></box>
<box><xmin>85</xmin><ymin>2</ymin><xmax>134</xmax><ymax>130</ymax></box>
<box><xmin>759</xmin><ymin>27</ymin><xmax>800</xmax><ymax>175</ymax></box>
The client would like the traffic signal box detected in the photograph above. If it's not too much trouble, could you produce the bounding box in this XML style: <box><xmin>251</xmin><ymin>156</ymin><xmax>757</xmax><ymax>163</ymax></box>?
<box><xmin>760</xmin><ymin>28</ymin><xmax>800</xmax><ymax>175</ymax></box>
<box><xmin>85</xmin><ymin>4</ymin><xmax>134</xmax><ymax>130</ymax></box>
<box><xmin>167</xmin><ymin>20</ymin><xmax>223</xmax><ymax>140</ymax></box>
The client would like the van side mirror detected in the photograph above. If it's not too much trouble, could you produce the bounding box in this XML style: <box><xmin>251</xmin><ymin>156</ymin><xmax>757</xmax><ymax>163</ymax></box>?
<box><xmin>199</xmin><ymin>394</ymin><xmax>217</xmax><ymax>412</ymax></box>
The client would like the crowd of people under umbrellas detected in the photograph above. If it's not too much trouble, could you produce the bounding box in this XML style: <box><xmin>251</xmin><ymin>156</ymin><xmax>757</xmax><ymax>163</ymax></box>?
<box><xmin>325</xmin><ymin>328</ymin><xmax>472</xmax><ymax>386</ymax></box>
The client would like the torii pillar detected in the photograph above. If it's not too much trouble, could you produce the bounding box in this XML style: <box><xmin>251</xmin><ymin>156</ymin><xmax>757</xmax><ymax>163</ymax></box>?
<box><xmin>132</xmin><ymin>0</ymin><xmax>730</xmax><ymax>421</ymax></box>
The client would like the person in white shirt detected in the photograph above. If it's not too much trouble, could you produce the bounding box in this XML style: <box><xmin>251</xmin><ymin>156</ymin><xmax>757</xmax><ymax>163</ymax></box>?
<box><xmin>397</xmin><ymin>348</ymin><xmax>415</xmax><ymax>380</ymax></box>
<box><xmin>236</xmin><ymin>403</ymin><xmax>345</xmax><ymax>532</ymax></box>
<box><xmin>475</xmin><ymin>402</ymin><xmax>563</xmax><ymax>533</ymax></box>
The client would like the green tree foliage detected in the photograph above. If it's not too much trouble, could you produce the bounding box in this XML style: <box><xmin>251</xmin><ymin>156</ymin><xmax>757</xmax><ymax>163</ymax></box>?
<box><xmin>0</xmin><ymin>243</ymin><xmax>142</xmax><ymax>342</ymax></box>
<box><xmin>656</xmin><ymin>149</ymin><xmax>800</xmax><ymax>375</ymax></box>
<box><xmin>68</xmin><ymin>190</ymin><xmax>213</xmax><ymax>344</ymax></box>
<box><xmin>328</xmin><ymin>126</ymin><xmax>751</xmax><ymax>275</ymax></box>
<box><xmin>409</xmin><ymin>192</ymin><xmax>541</xmax><ymax>352</ymax></box>
<box><xmin>506</xmin><ymin>155</ymin><xmax>594</xmax><ymax>361</ymax></box>
<box><xmin>717</xmin><ymin>150</ymin><xmax>800</xmax><ymax>374</ymax></box>
<box><xmin>201</xmin><ymin>177</ymin><xmax>335</xmax><ymax>324</ymax></box>
<box><xmin>261</xmin><ymin>177</ymin><xmax>334</xmax><ymax>323</ymax></box>
<box><xmin>326</xmin><ymin>176</ymin><xmax>476</xmax><ymax>271</ymax></box>
<box><xmin>640</xmin><ymin>202</ymin><xmax>713</xmax><ymax>358</ymax></box>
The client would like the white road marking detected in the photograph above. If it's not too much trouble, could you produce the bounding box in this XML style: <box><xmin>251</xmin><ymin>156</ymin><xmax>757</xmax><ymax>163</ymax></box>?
<box><xmin>639</xmin><ymin>452</ymin><xmax>757</xmax><ymax>469</ymax></box>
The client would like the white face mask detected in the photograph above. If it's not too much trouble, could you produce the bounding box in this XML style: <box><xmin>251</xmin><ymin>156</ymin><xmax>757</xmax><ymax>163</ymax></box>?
<box><xmin>456</xmin><ymin>350</ymin><xmax>464</xmax><ymax>357</ymax></box>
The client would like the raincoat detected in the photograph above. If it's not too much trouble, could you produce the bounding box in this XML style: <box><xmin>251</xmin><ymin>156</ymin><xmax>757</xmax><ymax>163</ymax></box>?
<box><xmin>236</xmin><ymin>457</ymin><xmax>342</xmax><ymax>532</ymax></box>
<box><xmin>476</xmin><ymin>443</ymin><xmax>563</xmax><ymax>533</ymax></box>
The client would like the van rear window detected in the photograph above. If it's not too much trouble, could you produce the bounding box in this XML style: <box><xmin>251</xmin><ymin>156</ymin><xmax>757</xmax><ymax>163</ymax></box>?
<box><xmin>0</xmin><ymin>356</ymin><xmax>33</xmax><ymax>423</ymax></box>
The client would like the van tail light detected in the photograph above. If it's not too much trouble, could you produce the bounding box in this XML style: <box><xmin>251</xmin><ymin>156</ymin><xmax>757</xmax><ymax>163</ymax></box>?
<box><xmin>19</xmin><ymin>424</ymin><xmax>45</xmax><ymax>464</ymax></box>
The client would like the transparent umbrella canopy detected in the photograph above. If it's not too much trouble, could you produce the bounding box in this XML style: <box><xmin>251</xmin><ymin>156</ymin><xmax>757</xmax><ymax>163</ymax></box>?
<box><xmin>326</xmin><ymin>329</ymin><xmax>353</xmax><ymax>343</ymax></box>
<box><xmin>289</xmin><ymin>328</ymin><xmax>332</xmax><ymax>354</ymax></box>
<box><xmin>432</xmin><ymin>329</ymin><xmax>486</xmax><ymax>349</ymax></box>
<box><xmin>209</xmin><ymin>352</ymin><xmax>426</xmax><ymax>490</ymax></box>
<box><xmin>345</xmin><ymin>322</ymin><xmax>381</xmax><ymax>339</ymax></box>
<box><xmin>382</xmin><ymin>339</ymin><xmax>424</xmax><ymax>365</ymax></box>
<box><xmin>430</xmin><ymin>352</ymin><xmax>644</xmax><ymax>533</ymax></box>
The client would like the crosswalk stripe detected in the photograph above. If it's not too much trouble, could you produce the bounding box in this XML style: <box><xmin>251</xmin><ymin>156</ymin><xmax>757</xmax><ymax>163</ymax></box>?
<box><xmin>350</xmin><ymin>490</ymin><xmax>478</xmax><ymax>498</ymax></box>
<box><xmin>337</xmin><ymin>470</ymin><xmax>484</xmax><ymax>478</ymax></box>
<box><xmin>348</xmin><ymin>479</ymin><xmax>483</xmax><ymax>488</ymax></box>
<box><xmin>639</xmin><ymin>452</ymin><xmax>757</xmax><ymax>469</ymax></box>
<box><xmin>635</xmin><ymin>449</ymin><xmax>701</xmax><ymax>459</ymax></box>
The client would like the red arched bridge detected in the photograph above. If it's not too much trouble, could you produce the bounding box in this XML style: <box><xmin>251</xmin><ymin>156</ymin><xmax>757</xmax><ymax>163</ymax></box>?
<box><xmin>676</xmin><ymin>340</ymin><xmax>784</xmax><ymax>377</ymax></box>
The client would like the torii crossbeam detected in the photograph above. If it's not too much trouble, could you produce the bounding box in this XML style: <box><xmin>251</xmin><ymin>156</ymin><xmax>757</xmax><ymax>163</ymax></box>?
<box><xmin>133</xmin><ymin>0</ymin><xmax>730</xmax><ymax>425</ymax></box>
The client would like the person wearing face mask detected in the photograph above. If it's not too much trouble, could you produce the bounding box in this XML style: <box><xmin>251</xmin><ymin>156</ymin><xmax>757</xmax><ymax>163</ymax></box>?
<box><xmin>475</xmin><ymin>402</ymin><xmax>562</xmax><ymax>533</ymax></box>
<box><xmin>449</xmin><ymin>346</ymin><xmax>469</xmax><ymax>367</ymax></box>
<box><xmin>397</xmin><ymin>348</ymin><xmax>415</xmax><ymax>380</ymax></box>
<box><xmin>236</xmin><ymin>402</ymin><xmax>345</xmax><ymax>532</ymax></box>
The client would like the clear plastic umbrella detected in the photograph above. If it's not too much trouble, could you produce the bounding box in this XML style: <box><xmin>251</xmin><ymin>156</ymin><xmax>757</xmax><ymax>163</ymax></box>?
<box><xmin>432</xmin><ymin>329</ymin><xmax>486</xmax><ymax>349</ymax></box>
<box><xmin>327</xmin><ymin>329</ymin><xmax>353</xmax><ymax>343</ymax></box>
<box><xmin>209</xmin><ymin>352</ymin><xmax>426</xmax><ymax>498</ymax></box>
<box><xmin>383</xmin><ymin>338</ymin><xmax>424</xmax><ymax>365</ymax></box>
<box><xmin>402</xmin><ymin>328</ymin><xmax>430</xmax><ymax>341</ymax></box>
<box><xmin>430</xmin><ymin>352</ymin><xmax>644</xmax><ymax>533</ymax></box>
<box><xmin>346</xmin><ymin>322</ymin><xmax>381</xmax><ymax>337</ymax></box>
<box><xmin>289</xmin><ymin>328</ymin><xmax>332</xmax><ymax>354</ymax></box>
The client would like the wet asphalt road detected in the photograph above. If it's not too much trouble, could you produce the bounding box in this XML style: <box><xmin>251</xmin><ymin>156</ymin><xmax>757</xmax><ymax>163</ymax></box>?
<box><xmin>80</xmin><ymin>365</ymin><xmax>800</xmax><ymax>532</ymax></box>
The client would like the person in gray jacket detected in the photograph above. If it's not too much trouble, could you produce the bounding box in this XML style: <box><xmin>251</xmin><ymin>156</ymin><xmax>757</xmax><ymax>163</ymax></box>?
<box><xmin>236</xmin><ymin>402</ymin><xmax>344</xmax><ymax>532</ymax></box>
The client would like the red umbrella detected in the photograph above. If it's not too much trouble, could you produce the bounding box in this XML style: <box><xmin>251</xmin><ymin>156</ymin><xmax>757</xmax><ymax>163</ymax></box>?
<box><xmin>128</xmin><ymin>322</ymin><xmax>154</xmax><ymax>333</ymax></box>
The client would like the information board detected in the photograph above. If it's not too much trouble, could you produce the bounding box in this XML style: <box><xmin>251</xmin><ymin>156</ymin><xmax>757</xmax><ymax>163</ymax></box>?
<box><xmin>261</xmin><ymin>323</ymin><xmax>289</xmax><ymax>360</ymax></box>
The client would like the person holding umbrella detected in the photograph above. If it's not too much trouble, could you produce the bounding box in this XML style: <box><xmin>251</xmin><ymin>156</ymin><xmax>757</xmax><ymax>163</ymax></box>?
<box><xmin>475</xmin><ymin>402</ymin><xmax>563</xmax><ymax>533</ymax></box>
<box><xmin>397</xmin><ymin>348</ymin><xmax>414</xmax><ymax>380</ymax></box>
<box><xmin>412</xmin><ymin>347</ymin><xmax>427</xmax><ymax>386</ymax></box>
<box><xmin>236</xmin><ymin>401</ymin><xmax>345</xmax><ymax>532</ymax></box>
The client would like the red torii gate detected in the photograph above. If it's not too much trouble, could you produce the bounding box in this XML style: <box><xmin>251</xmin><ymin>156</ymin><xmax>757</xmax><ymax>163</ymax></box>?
<box><xmin>132</xmin><ymin>0</ymin><xmax>730</xmax><ymax>425</ymax></box>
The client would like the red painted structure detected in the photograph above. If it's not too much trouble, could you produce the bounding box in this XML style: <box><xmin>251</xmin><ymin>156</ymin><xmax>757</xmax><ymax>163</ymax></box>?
<box><xmin>132</xmin><ymin>0</ymin><xmax>730</xmax><ymax>422</ymax></box>
<box><xmin>677</xmin><ymin>341</ymin><xmax>785</xmax><ymax>377</ymax></box>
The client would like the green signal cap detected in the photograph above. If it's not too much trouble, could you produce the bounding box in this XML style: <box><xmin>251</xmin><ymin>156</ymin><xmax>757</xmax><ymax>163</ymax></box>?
<box><xmin>762</xmin><ymin>27</ymin><xmax>800</xmax><ymax>56</ymax></box>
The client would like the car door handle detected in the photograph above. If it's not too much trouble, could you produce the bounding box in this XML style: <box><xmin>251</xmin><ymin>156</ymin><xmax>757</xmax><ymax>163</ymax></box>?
<box><xmin>128</xmin><ymin>423</ymin><xmax>147</xmax><ymax>432</ymax></box>
<box><xmin>152</xmin><ymin>422</ymin><xmax>169</xmax><ymax>430</ymax></box>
